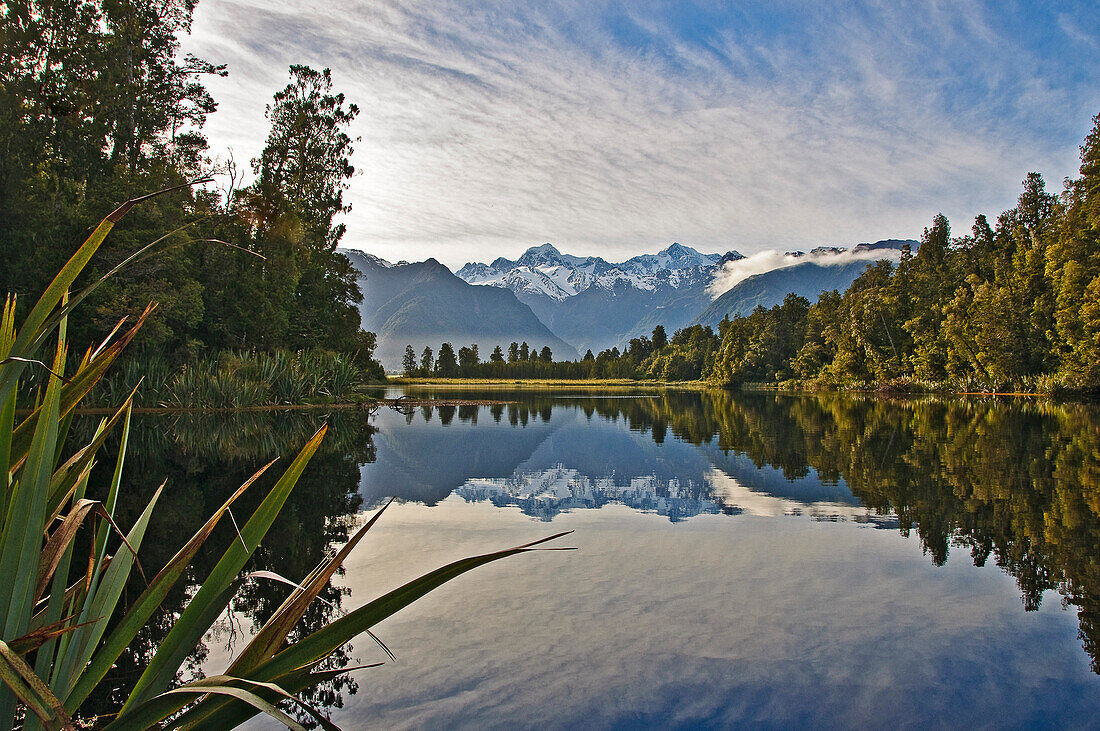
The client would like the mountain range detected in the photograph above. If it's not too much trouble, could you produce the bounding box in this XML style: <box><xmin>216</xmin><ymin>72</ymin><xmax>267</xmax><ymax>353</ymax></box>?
<box><xmin>342</xmin><ymin>239</ymin><xmax>915</xmax><ymax>369</ymax></box>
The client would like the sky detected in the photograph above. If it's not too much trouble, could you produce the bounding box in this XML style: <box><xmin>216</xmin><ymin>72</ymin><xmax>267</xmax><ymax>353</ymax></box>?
<box><xmin>184</xmin><ymin>0</ymin><xmax>1100</xmax><ymax>271</ymax></box>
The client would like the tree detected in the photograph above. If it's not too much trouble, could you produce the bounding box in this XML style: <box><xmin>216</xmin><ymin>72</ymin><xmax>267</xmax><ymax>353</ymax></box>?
<box><xmin>1048</xmin><ymin>113</ymin><xmax>1100</xmax><ymax>387</ymax></box>
<box><xmin>507</xmin><ymin>341</ymin><xmax>519</xmax><ymax>363</ymax></box>
<box><xmin>436</xmin><ymin>342</ymin><xmax>458</xmax><ymax>376</ymax></box>
<box><xmin>402</xmin><ymin>344</ymin><xmax>416</xmax><ymax>376</ymax></box>
<box><xmin>458</xmin><ymin>344</ymin><xmax>479</xmax><ymax>372</ymax></box>
<box><xmin>0</xmin><ymin>0</ymin><xmax>225</xmax><ymax>356</ymax></box>
<box><xmin>540</xmin><ymin>346</ymin><xmax>552</xmax><ymax>361</ymax></box>
<box><xmin>490</xmin><ymin>345</ymin><xmax>505</xmax><ymax>363</ymax></box>
<box><xmin>233</xmin><ymin>65</ymin><xmax>365</xmax><ymax>353</ymax></box>
<box><xmin>420</xmin><ymin>345</ymin><xmax>434</xmax><ymax>374</ymax></box>
<box><xmin>519</xmin><ymin>342</ymin><xmax>530</xmax><ymax>361</ymax></box>
<box><xmin>583</xmin><ymin>349</ymin><xmax>594</xmax><ymax>361</ymax></box>
<box><xmin>652</xmin><ymin>325</ymin><xmax>667</xmax><ymax>350</ymax></box>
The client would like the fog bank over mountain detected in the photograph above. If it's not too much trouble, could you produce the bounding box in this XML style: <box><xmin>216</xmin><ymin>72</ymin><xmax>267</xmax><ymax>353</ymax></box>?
<box><xmin>707</xmin><ymin>242</ymin><xmax>912</xmax><ymax>298</ymax></box>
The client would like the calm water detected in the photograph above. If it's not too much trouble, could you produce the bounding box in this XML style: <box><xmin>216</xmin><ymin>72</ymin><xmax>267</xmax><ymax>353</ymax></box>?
<box><xmin>86</xmin><ymin>390</ymin><xmax>1100</xmax><ymax>728</ymax></box>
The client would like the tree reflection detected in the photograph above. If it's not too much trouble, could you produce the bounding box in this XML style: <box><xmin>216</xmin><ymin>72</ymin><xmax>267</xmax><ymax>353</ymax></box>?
<box><xmin>73</xmin><ymin>410</ymin><xmax>375</xmax><ymax>726</ymax></box>
<box><xmin>594</xmin><ymin>391</ymin><xmax>1100</xmax><ymax>674</ymax></box>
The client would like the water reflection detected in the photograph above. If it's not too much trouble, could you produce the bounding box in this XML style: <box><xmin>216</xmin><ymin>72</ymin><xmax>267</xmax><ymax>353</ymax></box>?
<box><xmin>78</xmin><ymin>390</ymin><xmax>1100</xmax><ymax>726</ymax></box>
<box><xmin>73</xmin><ymin>410</ymin><xmax>374</xmax><ymax>725</ymax></box>
<box><xmin>367</xmin><ymin>389</ymin><xmax>1100</xmax><ymax>675</ymax></box>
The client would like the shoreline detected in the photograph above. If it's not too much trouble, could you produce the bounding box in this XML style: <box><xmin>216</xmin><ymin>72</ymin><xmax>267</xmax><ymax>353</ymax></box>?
<box><xmin>54</xmin><ymin>381</ymin><xmax>1099</xmax><ymax>415</ymax></box>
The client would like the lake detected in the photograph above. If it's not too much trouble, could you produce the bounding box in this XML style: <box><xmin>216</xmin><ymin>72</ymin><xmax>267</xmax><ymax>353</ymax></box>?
<box><xmin>84</xmin><ymin>389</ymin><xmax>1100</xmax><ymax>728</ymax></box>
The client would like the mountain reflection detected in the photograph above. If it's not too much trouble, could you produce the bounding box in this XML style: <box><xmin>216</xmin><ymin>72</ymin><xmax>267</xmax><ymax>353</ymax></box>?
<box><xmin>368</xmin><ymin>388</ymin><xmax>1100</xmax><ymax>674</ymax></box>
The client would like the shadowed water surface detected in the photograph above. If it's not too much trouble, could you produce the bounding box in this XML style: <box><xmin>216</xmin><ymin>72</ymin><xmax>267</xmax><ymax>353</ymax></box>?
<box><xmin>87</xmin><ymin>391</ymin><xmax>1100</xmax><ymax>728</ymax></box>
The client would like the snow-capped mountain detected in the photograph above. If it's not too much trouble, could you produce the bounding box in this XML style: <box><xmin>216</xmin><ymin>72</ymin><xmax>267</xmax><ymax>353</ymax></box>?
<box><xmin>456</xmin><ymin>242</ymin><xmax>740</xmax><ymax>302</ymax></box>
<box><xmin>454</xmin><ymin>242</ymin><xmax>742</xmax><ymax>353</ymax></box>
<box><xmin>341</xmin><ymin>249</ymin><xmax>576</xmax><ymax>369</ymax></box>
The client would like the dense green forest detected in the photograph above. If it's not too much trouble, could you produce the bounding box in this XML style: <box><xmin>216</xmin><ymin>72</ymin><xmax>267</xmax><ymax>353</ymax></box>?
<box><xmin>707</xmin><ymin>125</ymin><xmax>1100</xmax><ymax>393</ymax></box>
<box><xmin>0</xmin><ymin>0</ymin><xmax>384</xmax><ymax>383</ymax></box>
<box><xmin>411</xmin><ymin>115</ymin><xmax>1100</xmax><ymax>394</ymax></box>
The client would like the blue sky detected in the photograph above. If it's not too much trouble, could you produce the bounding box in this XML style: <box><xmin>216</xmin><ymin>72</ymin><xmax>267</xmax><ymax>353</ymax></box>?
<box><xmin>185</xmin><ymin>0</ymin><xmax>1100</xmax><ymax>269</ymax></box>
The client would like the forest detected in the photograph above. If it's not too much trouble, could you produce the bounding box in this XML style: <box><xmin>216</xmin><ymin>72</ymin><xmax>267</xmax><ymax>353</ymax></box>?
<box><xmin>0</xmin><ymin>0</ymin><xmax>385</xmax><ymax>395</ymax></box>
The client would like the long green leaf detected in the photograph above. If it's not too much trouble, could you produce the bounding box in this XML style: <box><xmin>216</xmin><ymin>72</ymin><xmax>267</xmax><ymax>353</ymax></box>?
<box><xmin>228</xmin><ymin>498</ymin><xmax>394</xmax><ymax>676</ymax></box>
<box><xmin>168</xmin><ymin>532</ymin><xmax>574</xmax><ymax>730</ymax></box>
<box><xmin>0</xmin><ymin>387</ymin><xmax>14</xmax><ymax>519</ymax></box>
<box><xmin>105</xmin><ymin>675</ymin><xmax>311</xmax><ymax>731</ymax></box>
<box><xmin>28</xmin><ymin>465</ymin><xmax>94</xmax><ymax>731</ymax></box>
<box><xmin>10</xmin><ymin>306</ymin><xmax>152</xmax><ymax>471</ymax></box>
<box><xmin>0</xmin><ymin>640</ymin><xmax>74</xmax><ymax>731</ymax></box>
<box><xmin>0</xmin><ymin>321</ymin><xmax>66</xmax><ymax>642</ymax></box>
<box><xmin>46</xmin><ymin>388</ymin><xmax>137</xmax><ymax>515</ymax></box>
<box><xmin>49</xmin><ymin>486</ymin><xmax>162</xmax><ymax>702</ymax></box>
<box><xmin>64</xmin><ymin>460</ymin><xmax>274</xmax><ymax>712</ymax></box>
<box><xmin>120</xmin><ymin>426</ymin><xmax>327</xmax><ymax>712</ymax></box>
<box><xmin>163</xmin><ymin>685</ymin><xmax>305</xmax><ymax>731</ymax></box>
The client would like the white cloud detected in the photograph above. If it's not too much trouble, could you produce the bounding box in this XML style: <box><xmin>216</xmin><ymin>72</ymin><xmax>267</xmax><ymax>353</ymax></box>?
<box><xmin>706</xmin><ymin>246</ymin><xmax>904</xmax><ymax>298</ymax></box>
<box><xmin>182</xmin><ymin>1</ymin><xmax>1098</xmax><ymax>270</ymax></box>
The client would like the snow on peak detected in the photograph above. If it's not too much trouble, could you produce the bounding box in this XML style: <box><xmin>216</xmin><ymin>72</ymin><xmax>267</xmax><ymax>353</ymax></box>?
<box><xmin>458</xmin><ymin>242</ymin><xmax>735</xmax><ymax>301</ymax></box>
<box><xmin>517</xmin><ymin>243</ymin><xmax>565</xmax><ymax>267</ymax></box>
<box><xmin>341</xmin><ymin>250</ymin><xmax>393</xmax><ymax>268</ymax></box>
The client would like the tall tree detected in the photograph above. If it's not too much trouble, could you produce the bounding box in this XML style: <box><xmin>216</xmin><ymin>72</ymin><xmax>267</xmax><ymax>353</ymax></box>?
<box><xmin>1048</xmin><ymin>114</ymin><xmax>1100</xmax><ymax>386</ymax></box>
<box><xmin>436</xmin><ymin>342</ymin><xmax>457</xmax><ymax>376</ymax></box>
<box><xmin>229</xmin><ymin>65</ymin><xmax>365</xmax><ymax>352</ymax></box>
<box><xmin>651</xmin><ymin>325</ymin><xmax>667</xmax><ymax>351</ymax></box>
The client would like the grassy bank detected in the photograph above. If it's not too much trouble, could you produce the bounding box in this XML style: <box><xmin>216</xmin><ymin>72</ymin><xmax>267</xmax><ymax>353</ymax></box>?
<box><xmin>391</xmin><ymin>377</ymin><xmax>711</xmax><ymax>389</ymax></box>
<box><xmin>84</xmin><ymin>350</ymin><xmax>384</xmax><ymax>409</ymax></box>
<box><xmin>394</xmin><ymin>375</ymin><xmax>1092</xmax><ymax>398</ymax></box>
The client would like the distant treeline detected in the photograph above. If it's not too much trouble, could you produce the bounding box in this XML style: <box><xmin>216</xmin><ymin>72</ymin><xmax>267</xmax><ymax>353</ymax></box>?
<box><xmin>400</xmin><ymin>323</ymin><xmax>720</xmax><ymax>380</ymax></box>
<box><xmin>1</xmin><ymin>1</ymin><xmax>384</xmax><ymax>380</ymax></box>
<box><xmin>411</xmin><ymin>114</ymin><xmax>1100</xmax><ymax>393</ymax></box>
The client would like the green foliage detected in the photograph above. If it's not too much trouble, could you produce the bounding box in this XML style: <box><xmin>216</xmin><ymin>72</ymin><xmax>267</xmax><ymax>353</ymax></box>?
<box><xmin>404</xmin><ymin>324</ymin><xmax>719</xmax><ymax>381</ymax></box>
<box><xmin>705</xmin><ymin>113</ymin><xmax>1100</xmax><ymax>394</ymax></box>
<box><xmin>1</xmin><ymin>3</ymin><xmax>383</xmax><ymax>375</ymax></box>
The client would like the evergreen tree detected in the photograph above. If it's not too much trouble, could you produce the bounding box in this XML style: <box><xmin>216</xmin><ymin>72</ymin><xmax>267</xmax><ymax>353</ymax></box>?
<box><xmin>519</xmin><ymin>342</ymin><xmax>530</xmax><ymax>361</ymax></box>
<box><xmin>402</xmin><ymin>345</ymin><xmax>416</xmax><ymax>376</ymax></box>
<box><xmin>507</xmin><ymin>341</ymin><xmax>519</xmax><ymax>362</ymax></box>
<box><xmin>652</xmin><ymin>325</ymin><xmax>667</xmax><ymax>350</ymax></box>
<box><xmin>458</xmin><ymin>344</ymin><xmax>479</xmax><ymax>372</ymax></box>
<box><xmin>1048</xmin><ymin>113</ymin><xmax>1100</xmax><ymax>386</ymax></box>
<box><xmin>231</xmin><ymin>65</ymin><xmax>364</xmax><ymax>353</ymax></box>
<box><xmin>436</xmin><ymin>342</ymin><xmax>458</xmax><ymax>376</ymax></box>
<box><xmin>540</xmin><ymin>346</ymin><xmax>552</xmax><ymax>362</ymax></box>
<box><xmin>490</xmin><ymin>345</ymin><xmax>505</xmax><ymax>363</ymax></box>
<box><xmin>420</xmin><ymin>345</ymin><xmax>434</xmax><ymax>375</ymax></box>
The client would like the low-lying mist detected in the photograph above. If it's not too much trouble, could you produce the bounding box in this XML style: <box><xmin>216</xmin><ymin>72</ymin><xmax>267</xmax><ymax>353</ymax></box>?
<box><xmin>707</xmin><ymin>247</ymin><xmax>904</xmax><ymax>299</ymax></box>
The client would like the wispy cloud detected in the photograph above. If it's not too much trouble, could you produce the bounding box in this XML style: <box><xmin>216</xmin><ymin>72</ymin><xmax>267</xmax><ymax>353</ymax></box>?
<box><xmin>183</xmin><ymin>1</ymin><xmax>1100</xmax><ymax>269</ymax></box>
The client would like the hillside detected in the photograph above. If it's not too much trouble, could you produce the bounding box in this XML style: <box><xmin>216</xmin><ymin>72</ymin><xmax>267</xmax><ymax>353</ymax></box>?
<box><xmin>343</xmin><ymin>250</ymin><xmax>576</xmax><ymax>369</ymax></box>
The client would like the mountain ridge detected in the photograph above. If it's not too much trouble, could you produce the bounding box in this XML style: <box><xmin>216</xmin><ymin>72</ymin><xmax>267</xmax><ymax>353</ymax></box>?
<box><xmin>342</xmin><ymin>249</ymin><xmax>577</xmax><ymax>369</ymax></box>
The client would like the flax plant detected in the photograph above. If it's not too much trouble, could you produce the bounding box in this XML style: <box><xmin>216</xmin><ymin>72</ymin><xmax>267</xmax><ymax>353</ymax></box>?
<box><xmin>0</xmin><ymin>189</ymin><xmax>570</xmax><ymax>729</ymax></box>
